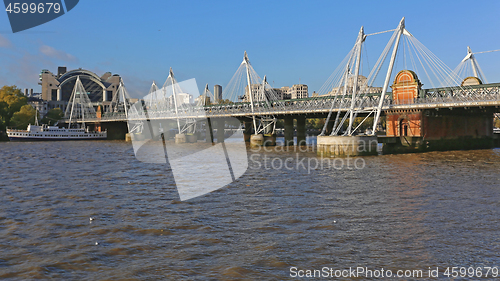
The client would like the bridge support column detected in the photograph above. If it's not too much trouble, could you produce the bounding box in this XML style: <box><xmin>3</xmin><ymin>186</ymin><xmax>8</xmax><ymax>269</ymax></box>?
<box><xmin>206</xmin><ymin>118</ymin><xmax>213</xmax><ymax>143</ymax></box>
<box><xmin>262</xmin><ymin>119</ymin><xmax>276</xmax><ymax>146</ymax></box>
<box><xmin>216</xmin><ymin>119</ymin><xmax>225</xmax><ymax>143</ymax></box>
<box><xmin>186</xmin><ymin>133</ymin><xmax>198</xmax><ymax>143</ymax></box>
<box><xmin>175</xmin><ymin>134</ymin><xmax>186</xmax><ymax>144</ymax></box>
<box><xmin>296</xmin><ymin>116</ymin><xmax>306</xmax><ymax>146</ymax></box>
<box><xmin>317</xmin><ymin>135</ymin><xmax>378</xmax><ymax>157</ymax></box>
<box><xmin>284</xmin><ymin>116</ymin><xmax>294</xmax><ymax>146</ymax></box>
<box><xmin>250</xmin><ymin>134</ymin><xmax>264</xmax><ymax>146</ymax></box>
<box><xmin>243</xmin><ymin>121</ymin><xmax>252</xmax><ymax>142</ymax></box>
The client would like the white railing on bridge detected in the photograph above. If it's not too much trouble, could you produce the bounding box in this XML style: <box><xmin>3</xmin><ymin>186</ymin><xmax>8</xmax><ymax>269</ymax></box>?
<box><xmin>64</xmin><ymin>83</ymin><xmax>500</xmax><ymax>123</ymax></box>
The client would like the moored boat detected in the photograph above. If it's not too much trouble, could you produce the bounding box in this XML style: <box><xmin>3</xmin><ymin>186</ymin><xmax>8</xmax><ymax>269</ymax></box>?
<box><xmin>7</xmin><ymin>124</ymin><xmax>106</xmax><ymax>141</ymax></box>
<box><xmin>6</xmin><ymin>76</ymin><xmax>107</xmax><ymax>141</ymax></box>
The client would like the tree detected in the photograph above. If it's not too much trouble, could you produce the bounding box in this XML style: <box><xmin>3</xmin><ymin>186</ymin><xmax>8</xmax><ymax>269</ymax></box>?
<box><xmin>306</xmin><ymin>118</ymin><xmax>325</xmax><ymax>130</ymax></box>
<box><xmin>10</xmin><ymin>104</ymin><xmax>37</xmax><ymax>130</ymax></box>
<box><xmin>0</xmin><ymin>86</ymin><xmax>27</xmax><ymax>120</ymax></box>
<box><xmin>0</xmin><ymin>101</ymin><xmax>8</xmax><ymax>118</ymax></box>
<box><xmin>0</xmin><ymin>86</ymin><xmax>28</xmax><ymax>130</ymax></box>
<box><xmin>218</xmin><ymin>99</ymin><xmax>233</xmax><ymax>105</ymax></box>
<box><xmin>0</xmin><ymin>115</ymin><xmax>5</xmax><ymax>133</ymax></box>
<box><xmin>495</xmin><ymin>117</ymin><xmax>500</xmax><ymax>128</ymax></box>
<box><xmin>41</xmin><ymin>108</ymin><xmax>64</xmax><ymax>125</ymax></box>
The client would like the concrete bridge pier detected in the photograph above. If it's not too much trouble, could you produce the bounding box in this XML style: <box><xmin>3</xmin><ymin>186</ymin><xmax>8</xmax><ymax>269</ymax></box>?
<box><xmin>296</xmin><ymin>116</ymin><xmax>306</xmax><ymax>146</ymax></box>
<box><xmin>243</xmin><ymin>121</ymin><xmax>252</xmax><ymax>142</ymax></box>
<box><xmin>284</xmin><ymin>116</ymin><xmax>294</xmax><ymax>146</ymax></box>
<box><xmin>250</xmin><ymin>133</ymin><xmax>264</xmax><ymax>146</ymax></box>
<box><xmin>175</xmin><ymin>133</ymin><xmax>186</xmax><ymax>144</ymax></box>
<box><xmin>262</xmin><ymin>119</ymin><xmax>276</xmax><ymax>146</ymax></box>
<box><xmin>89</xmin><ymin>121</ymin><xmax>128</xmax><ymax>140</ymax></box>
<box><xmin>317</xmin><ymin>135</ymin><xmax>378</xmax><ymax>157</ymax></box>
<box><xmin>186</xmin><ymin>133</ymin><xmax>198</xmax><ymax>143</ymax></box>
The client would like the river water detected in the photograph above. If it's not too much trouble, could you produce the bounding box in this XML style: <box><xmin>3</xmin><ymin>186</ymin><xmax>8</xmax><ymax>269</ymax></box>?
<box><xmin>1</xmin><ymin>140</ymin><xmax>499</xmax><ymax>280</ymax></box>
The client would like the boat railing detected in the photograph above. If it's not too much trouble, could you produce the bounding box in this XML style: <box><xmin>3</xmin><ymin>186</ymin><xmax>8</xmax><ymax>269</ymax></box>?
<box><xmin>6</xmin><ymin>128</ymin><xmax>28</xmax><ymax>132</ymax></box>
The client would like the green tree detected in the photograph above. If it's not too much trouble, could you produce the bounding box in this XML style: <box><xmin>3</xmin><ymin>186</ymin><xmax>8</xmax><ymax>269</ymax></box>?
<box><xmin>0</xmin><ymin>86</ymin><xmax>27</xmax><ymax>120</ymax></box>
<box><xmin>41</xmin><ymin>108</ymin><xmax>64</xmax><ymax>125</ymax></box>
<box><xmin>218</xmin><ymin>99</ymin><xmax>233</xmax><ymax>105</ymax></box>
<box><xmin>0</xmin><ymin>101</ymin><xmax>8</xmax><ymax>118</ymax></box>
<box><xmin>10</xmin><ymin>104</ymin><xmax>37</xmax><ymax>130</ymax></box>
<box><xmin>0</xmin><ymin>115</ymin><xmax>5</xmax><ymax>133</ymax></box>
<box><xmin>306</xmin><ymin>118</ymin><xmax>325</xmax><ymax>130</ymax></box>
<box><xmin>495</xmin><ymin>118</ymin><xmax>500</xmax><ymax>128</ymax></box>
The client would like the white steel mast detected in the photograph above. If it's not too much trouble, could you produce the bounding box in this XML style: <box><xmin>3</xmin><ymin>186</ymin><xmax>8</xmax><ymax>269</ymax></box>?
<box><xmin>244</xmin><ymin>51</ymin><xmax>258</xmax><ymax>135</ymax></box>
<box><xmin>372</xmin><ymin>17</ymin><xmax>405</xmax><ymax>134</ymax></box>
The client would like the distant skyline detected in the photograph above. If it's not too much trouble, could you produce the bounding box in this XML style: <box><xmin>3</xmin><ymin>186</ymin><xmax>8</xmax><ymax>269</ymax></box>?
<box><xmin>1</xmin><ymin>0</ymin><xmax>499</xmax><ymax>98</ymax></box>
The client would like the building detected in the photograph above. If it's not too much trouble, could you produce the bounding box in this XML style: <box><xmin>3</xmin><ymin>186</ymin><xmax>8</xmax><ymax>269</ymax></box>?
<box><xmin>242</xmin><ymin>84</ymin><xmax>308</xmax><ymax>101</ymax></box>
<box><xmin>281</xmin><ymin>86</ymin><xmax>291</xmax><ymax>99</ymax></box>
<box><xmin>243</xmin><ymin>84</ymin><xmax>277</xmax><ymax>103</ymax></box>
<box><xmin>383</xmin><ymin>70</ymin><xmax>494</xmax><ymax>152</ymax></box>
<box><xmin>27</xmin><ymin>97</ymin><xmax>48</xmax><ymax>117</ymax></box>
<box><xmin>273</xmin><ymin>88</ymin><xmax>284</xmax><ymax>100</ymax></box>
<box><xmin>326</xmin><ymin>75</ymin><xmax>382</xmax><ymax>96</ymax></box>
<box><xmin>213</xmin><ymin>85</ymin><xmax>223</xmax><ymax>103</ymax></box>
<box><xmin>194</xmin><ymin>95</ymin><xmax>211</xmax><ymax>106</ymax></box>
<box><xmin>289</xmin><ymin>84</ymin><xmax>308</xmax><ymax>99</ymax></box>
<box><xmin>39</xmin><ymin>67</ymin><xmax>121</xmax><ymax>103</ymax></box>
<box><xmin>168</xmin><ymin>93</ymin><xmax>193</xmax><ymax>106</ymax></box>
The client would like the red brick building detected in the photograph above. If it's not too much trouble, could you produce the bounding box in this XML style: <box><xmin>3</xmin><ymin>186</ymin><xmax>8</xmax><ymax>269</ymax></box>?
<box><xmin>383</xmin><ymin>70</ymin><xmax>494</xmax><ymax>152</ymax></box>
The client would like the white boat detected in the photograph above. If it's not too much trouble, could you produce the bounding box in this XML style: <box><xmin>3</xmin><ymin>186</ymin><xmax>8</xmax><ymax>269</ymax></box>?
<box><xmin>7</xmin><ymin>124</ymin><xmax>107</xmax><ymax>141</ymax></box>
<box><xmin>7</xmin><ymin>76</ymin><xmax>107</xmax><ymax>141</ymax></box>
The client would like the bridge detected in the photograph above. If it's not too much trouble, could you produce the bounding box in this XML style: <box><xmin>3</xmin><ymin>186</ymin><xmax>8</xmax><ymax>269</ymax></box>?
<box><xmin>61</xmin><ymin>17</ymin><xmax>500</xmax><ymax>153</ymax></box>
<box><xmin>65</xmin><ymin>82</ymin><xmax>500</xmax><ymax>122</ymax></box>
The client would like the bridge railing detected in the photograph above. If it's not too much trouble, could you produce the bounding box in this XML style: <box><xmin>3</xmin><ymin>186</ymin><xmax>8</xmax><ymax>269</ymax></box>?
<box><xmin>63</xmin><ymin>84</ymin><xmax>500</xmax><ymax>122</ymax></box>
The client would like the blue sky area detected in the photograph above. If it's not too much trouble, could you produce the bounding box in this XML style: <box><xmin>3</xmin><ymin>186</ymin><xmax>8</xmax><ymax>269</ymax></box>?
<box><xmin>1</xmin><ymin>0</ymin><xmax>499</xmax><ymax>97</ymax></box>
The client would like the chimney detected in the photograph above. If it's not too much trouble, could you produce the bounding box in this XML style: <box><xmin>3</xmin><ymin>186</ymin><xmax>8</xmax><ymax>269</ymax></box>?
<box><xmin>30</xmin><ymin>89</ymin><xmax>33</xmax><ymax>97</ymax></box>
<box><xmin>24</xmin><ymin>89</ymin><xmax>28</xmax><ymax>96</ymax></box>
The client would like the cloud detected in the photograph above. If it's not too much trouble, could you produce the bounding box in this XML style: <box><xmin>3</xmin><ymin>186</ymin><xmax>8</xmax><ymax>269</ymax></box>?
<box><xmin>0</xmin><ymin>35</ymin><xmax>12</xmax><ymax>48</ymax></box>
<box><xmin>40</xmin><ymin>45</ymin><xmax>78</xmax><ymax>62</ymax></box>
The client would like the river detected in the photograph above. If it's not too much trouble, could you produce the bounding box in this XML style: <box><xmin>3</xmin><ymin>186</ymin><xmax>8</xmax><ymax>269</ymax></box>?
<box><xmin>1</xmin><ymin>140</ymin><xmax>499</xmax><ymax>279</ymax></box>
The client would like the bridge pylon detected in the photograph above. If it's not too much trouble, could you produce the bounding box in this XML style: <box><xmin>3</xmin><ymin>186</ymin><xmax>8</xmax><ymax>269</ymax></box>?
<box><xmin>233</xmin><ymin>51</ymin><xmax>281</xmax><ymax>146</ymax></box>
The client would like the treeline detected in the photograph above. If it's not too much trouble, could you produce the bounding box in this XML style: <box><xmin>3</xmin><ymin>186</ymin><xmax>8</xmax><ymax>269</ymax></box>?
<box><xmin>0</xmin><ymin>85</ymin><xmax>63</xmax><ymax>140</ymax></box>
<box><xmin>0</xmin><ymin>85</ymin><xmax>34</xmax><ymax>133</ymax></box>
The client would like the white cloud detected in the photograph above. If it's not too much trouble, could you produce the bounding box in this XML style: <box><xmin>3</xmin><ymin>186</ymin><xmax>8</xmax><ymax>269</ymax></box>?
<box><xmin>40</xmin><ymin>45</ymin><xmax>77</xmax><ymax>62</ymax></box>
<box><xmin>0</xmin><ymin>34</ymin><xmax>12</xmax><ymax>48</ymax></box>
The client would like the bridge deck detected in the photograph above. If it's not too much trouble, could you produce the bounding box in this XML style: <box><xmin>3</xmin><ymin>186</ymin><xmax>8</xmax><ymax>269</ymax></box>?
<box><xmin>65</xmin><ymin>83</ymin><xmax>500</xmax><ymax>123</ymax></box>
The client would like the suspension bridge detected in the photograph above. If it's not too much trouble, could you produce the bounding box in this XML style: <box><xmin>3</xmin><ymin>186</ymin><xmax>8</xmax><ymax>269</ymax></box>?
<box><xmin>62</xmin><ymin>17</ymin><xmax>500</xmax><ymax>153</ymax></box>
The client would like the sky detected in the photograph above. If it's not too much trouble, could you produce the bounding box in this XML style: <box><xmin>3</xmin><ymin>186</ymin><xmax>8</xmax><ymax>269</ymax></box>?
<box><xmin>0</xmin><ymin>0</ymin><xmax>499</xmax><ymax>98</ymax></box>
